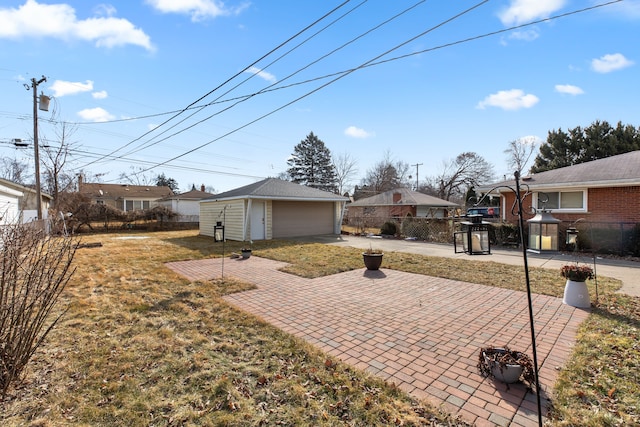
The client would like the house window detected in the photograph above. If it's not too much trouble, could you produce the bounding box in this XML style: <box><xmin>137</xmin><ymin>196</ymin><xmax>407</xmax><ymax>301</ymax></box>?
<box><xmin>123</xmin><ymin>200</ymin><xmax>150</xmax><ymax>211</ymax></box>
<box><xmin>535</xmin><ymin>191</ymin><xmax>585</xmax><ymax>211</ymax></box>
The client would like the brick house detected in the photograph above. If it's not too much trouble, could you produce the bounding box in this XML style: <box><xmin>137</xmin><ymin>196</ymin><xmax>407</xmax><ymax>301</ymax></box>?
<box><xmin>477</xmin><ymin>151</ymin><xmax>640</xmax><ymax>225</ymax></box>
<box><xmin>347</xmin><ymin>187</ymin><xmax>459</xmax><ymax>221</ymax></box>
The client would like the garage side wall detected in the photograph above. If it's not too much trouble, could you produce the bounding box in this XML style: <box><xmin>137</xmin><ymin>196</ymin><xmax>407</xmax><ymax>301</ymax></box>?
<box><xmin>200</xmin><ymin>199</ymin><xmax>246</xmax><ymax>240</ymax></box>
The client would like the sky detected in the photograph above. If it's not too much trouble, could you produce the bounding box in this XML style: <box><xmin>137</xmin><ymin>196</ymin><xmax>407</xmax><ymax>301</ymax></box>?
<box><xmin>0</xmin><ymin>0</ymin><xmax>639</xmax><ymax>194</ymax></box>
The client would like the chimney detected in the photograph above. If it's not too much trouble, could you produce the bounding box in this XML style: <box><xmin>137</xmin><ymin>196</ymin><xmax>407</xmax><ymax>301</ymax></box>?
<box><xmin>201</xmin><ymin>184</ymin><xmax>205</xmax><ymax>192</ymax></box>
<box><xmin>78</xmin><ymin>174</ymin><xmax>83</xmax><ymax>190</ymax></box>
<box><xmin>393</xmin><ymin>192</ymin><xmax>402</xmax><ymax>204</ymax></box>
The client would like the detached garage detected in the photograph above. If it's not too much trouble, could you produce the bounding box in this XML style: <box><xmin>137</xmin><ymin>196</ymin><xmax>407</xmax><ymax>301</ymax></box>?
<box><xmin>200</xmin><ymin>178</ymin><xmax>348</xmax><ymax>241</ymax></box>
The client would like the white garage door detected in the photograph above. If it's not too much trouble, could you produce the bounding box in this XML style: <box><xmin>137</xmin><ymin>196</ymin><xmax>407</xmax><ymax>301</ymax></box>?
<box><xmin>272</xmin><ymin>201</ymin><xmax>334</xmax><ymax>238</ymax></box>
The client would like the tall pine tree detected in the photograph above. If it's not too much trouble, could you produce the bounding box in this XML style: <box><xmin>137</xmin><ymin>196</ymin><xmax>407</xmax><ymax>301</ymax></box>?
<box><xmin>531</xmin><ymin>120</ymin><xmax>640</xmax><ymax>172</ymax></box>
<box><xmin>287</xmin><ymin>132</ymin><xmax>338</xmax><ymax>193</ymax></box>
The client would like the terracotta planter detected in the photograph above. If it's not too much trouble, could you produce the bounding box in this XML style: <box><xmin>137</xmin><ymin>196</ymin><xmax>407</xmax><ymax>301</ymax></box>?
<box><xmin>362</xmin><ymin>253</ymin><xmax>383</xmax><ymax>270</ymax></box>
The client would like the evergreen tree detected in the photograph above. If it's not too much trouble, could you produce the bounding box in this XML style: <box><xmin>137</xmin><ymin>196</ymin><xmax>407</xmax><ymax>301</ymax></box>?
<box><xmin>287</xmin><ymin>132</ymin><xmax>338</xmax><ymax>193</ymax></box>
<box><xmin>531</xmin><ymin>120</ymin><xmax>640</xmax><ymax>172</ymax></box>
<box><xmin>155</xmin><ymin>173</ymin><xmax>179</xmax><ymax>192</ymax></box>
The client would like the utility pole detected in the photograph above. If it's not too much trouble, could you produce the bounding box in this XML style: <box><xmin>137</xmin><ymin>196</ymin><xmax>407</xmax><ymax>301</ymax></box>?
<box><xmin>412</xmin><ymin>163</ymin><xmax>423</xmax><ymax>190</ymax></box>
<box><xmin>26</xmin><ymin>75</ymin><xmax>47</xmax><ymax>221</ymax></box>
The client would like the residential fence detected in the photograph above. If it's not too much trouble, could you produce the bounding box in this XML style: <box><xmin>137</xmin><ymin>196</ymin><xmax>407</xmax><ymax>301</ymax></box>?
<box><xmin>343</xmin><ymin>216</ymin><xmax>640</xmax><ymax>256</ymax></box>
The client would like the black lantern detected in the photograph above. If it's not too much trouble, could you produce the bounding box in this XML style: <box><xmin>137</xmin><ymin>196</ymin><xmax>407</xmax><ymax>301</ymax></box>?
<box><xmin>454</xmin><ymin>214</ymin><xmax>491</xmax><ymax>255</ymax></box>
<box><xmin>566</xmin><ymin>226</ymin><xmax>579</xmax><ymax>246</ymax></box>
<box><xmin>214</xmin><ymin>221</ymin><xmax>225</xmax><ymax>242</ymax></box>
<box><xmin>527</xmin><ymin>210</ymin><xmax>561</xmax><ymax>253</ymax></box>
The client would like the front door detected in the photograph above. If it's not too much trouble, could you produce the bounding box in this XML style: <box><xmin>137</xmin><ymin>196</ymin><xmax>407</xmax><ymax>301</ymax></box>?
<box><xmin>250</xmin><ymin>201</ymin><xmax>265</xmax><ymax>240</ymax></box>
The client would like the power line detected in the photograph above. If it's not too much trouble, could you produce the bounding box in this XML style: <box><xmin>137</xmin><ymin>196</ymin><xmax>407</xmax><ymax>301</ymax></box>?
<box><xmin>30</xmin><ymin>0</ymin><xmax>621</xmax><ymax>182</ymax></box>
<box><xmin>131</xmin><ymin>0</ymin><xmax>621</xmax><ymax>176</ymax></box>
<box><xmin>132</xmin><ymin>1</ymin><xmax>492</xmax><ymax>175</ymax></box>
<box><xmin>119</xmin><ymin>0</ymin><xmax>428</xmax><ymax>160</ymax></box>
<box><xmin>78</xmin><ymin>0</ymin><xmax>356</xmax><ymax>169</ymax></box>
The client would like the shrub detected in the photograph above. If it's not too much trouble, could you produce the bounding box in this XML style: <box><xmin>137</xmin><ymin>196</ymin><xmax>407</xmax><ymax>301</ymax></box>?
<box><xmin>380</xmin><ymin>221</ymin><xmax>397</xmax><ymax>236</ymax></box>
<box><xmin>0</xmin><ymin>223</ymin><xmax>78</xmax><ymax>398</ymax></box>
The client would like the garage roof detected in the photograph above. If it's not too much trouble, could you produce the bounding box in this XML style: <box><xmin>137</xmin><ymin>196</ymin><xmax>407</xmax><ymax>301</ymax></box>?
<box><xmin>204</xmin><ymin>178</ymin><xmax>348</xmax><ymax>202</ymax></box>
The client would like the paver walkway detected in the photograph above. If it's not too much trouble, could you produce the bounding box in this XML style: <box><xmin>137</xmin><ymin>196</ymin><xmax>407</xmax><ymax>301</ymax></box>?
<box><xmin>166</xmin><ymin>256</ymin><xmax>590</xmax><ymax>427</ymax></box>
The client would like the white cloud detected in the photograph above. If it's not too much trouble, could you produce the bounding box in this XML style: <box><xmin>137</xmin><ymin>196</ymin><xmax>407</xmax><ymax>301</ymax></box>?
<box><xmin>591</xmin><ymin>53</ymin><xmax>634</xmax><ymax>73</ymax></box>
<box><xmin>92</xmin><ymin>90</ymin><xmax>108</xmax><ymax>99</ymax></box>
<box><xmin>50</xmin><ymin>79</ymin><xmax>93</xmax><ymax>97</ymax></box>
<box><xmin>499</xmin><ymin>0</ymin><xmax>566</xmax><ymax>26</ymax></box>
<box><xmin>0</xmin><ymin>0</ymin><xmax>154</xmax><ymax>51</ymax></box>
<box><xmin>476</xmin><ymin>89</ymin><xmax>539</xmax><ymax>110</ymax></box>
<box><xmin>145</xmin><ymin>0</ymin><xmax>250</xmax><ymax>22</ymax></box>
<box><xmin>555</xmin><ymin>84</ymin><xmax>584</xmax><ymax>95</ymax></box>
<box><xmin>344</xmin><ymin>126</ymin><xmax>375</xmax><ymax>139</ymax></box>
<box><xmin>244</xmin><ymin>66</ymin><xmax>276</xmax><ymax>83</ymax></box>
<box><xmin>77</xmin><ymin>107</ymin><xmax>114</xmax><ymax>122</ymax></box>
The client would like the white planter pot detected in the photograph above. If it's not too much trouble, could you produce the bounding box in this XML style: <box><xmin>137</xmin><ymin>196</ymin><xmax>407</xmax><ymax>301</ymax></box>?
<box><xmin>563</xmin><ymin>279</ymin><xmax>590</xmax><ymax>308</ymax></box>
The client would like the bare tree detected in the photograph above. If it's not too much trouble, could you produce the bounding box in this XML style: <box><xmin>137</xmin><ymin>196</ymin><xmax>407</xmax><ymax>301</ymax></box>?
<box><xmin>358</xmin><ymin>151</ymin><xmax>410</xmax><ymax>198</ymax></box>
<box><xmin>41</xmin><ymin>122</ymin><xmax>79</xmax><ymax>205</ymax></box>
<box><xmin>504</xmin><ymin>136</ymin><xmax>539</xmax><ymax>175</ymax></box>
<box><xmin>0</xmin><ymin>156</ymin><xmax>32</xmax><ymax>185</ymax></box>
<box><xmin>433</xmin><ymin>152</ymin><xmax>495</xmax><ymax>202</ymax></box>
<box><xmin>332</xmin><ymin>152</ymin><xmax>358</xmax><ymax>196</ymax></box>
<box><xmin>118</xmin><ymin>166</ymin><xmax>156</xmax><ymax>186</ymax></box>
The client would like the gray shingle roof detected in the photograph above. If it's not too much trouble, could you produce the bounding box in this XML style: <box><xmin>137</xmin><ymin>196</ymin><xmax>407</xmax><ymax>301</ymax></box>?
<box><xmin>203</xmin><ymin>178</ymin><xmax>348</xmax><ymax>201</ymax></box>
<box><xmin>478</xmin><ymin>150</ymin><xmax>640</xmax><ymax>192</ymax></box>
<box><xmin>349</xmin><ymin>187</ymin><xmax>458</xmax><ymax>207</ymax></box>
<box><xmin>79</xmin><ymin>183</ymin><xmax>174</xmax><ymax>199</ymax></box>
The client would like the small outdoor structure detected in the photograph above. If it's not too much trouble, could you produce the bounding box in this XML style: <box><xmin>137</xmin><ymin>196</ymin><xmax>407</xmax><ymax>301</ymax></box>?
<box><xmin>527</xmin><ymin>210</ymin><xmax>561</xmax><ymax>253</ymax></box>
<box><xmin>454</xmin><ymin>214</ymin><xmax>491</xmax><ymax>255</ymax></box>
<box><xmin>200</xmin><ymin>178</ymin><xmax>348</xmax><ymax>241</ymax></box>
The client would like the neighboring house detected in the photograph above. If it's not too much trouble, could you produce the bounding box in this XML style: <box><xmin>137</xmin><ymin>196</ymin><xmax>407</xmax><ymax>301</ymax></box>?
<box><xmin>0</xmin><ymin>177</ymin><xmax>52</xmax><ymax>224</ymax></box>
<box><xmin>200</xmin><ymin>178</ymin><xmax>348</xmax><ymax>241</ymax></box>
<box><xmin>158</xmin><ymin>185</ymin><xmax>214</xmax><ymax>222</ymax></box>
<box><xmin>78</xmin><ymin>176</ymin><xmax>173</xmax><ymax>212</ymax></box>
<box><xmin>347</xmin><ymin>188</ymin><xmax>459</xmax><ymax>221</ymax></box>
<box><xmin>477</xmin><ymin>150</ymin><xmax>640</xmax><ymax>224</ymax></box>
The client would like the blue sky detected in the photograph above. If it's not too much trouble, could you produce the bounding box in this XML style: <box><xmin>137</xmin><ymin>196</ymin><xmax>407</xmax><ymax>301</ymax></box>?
<box><xmin>1</xmin><ymin>0</ymin><xmax>638</xmax><ymax>193</ymax></box>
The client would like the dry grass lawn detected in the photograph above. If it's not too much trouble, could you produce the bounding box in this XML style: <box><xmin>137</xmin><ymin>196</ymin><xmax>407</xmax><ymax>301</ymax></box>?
<box><xmin>2</xmin><ymin>229</ymin><xmax>638</xmax><ymax>426</ymax></box>
<box><xmin>1</xmin><ymin>231</ymin><xmax>465</xmax><ymax>426</ymax></box>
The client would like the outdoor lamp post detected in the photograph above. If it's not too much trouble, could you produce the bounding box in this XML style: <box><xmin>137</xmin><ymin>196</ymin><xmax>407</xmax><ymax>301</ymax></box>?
<box><xmin>527</xmin><ymin>210</ymin><xmax>561</xmax><ymax>253</ymax></box>
<box><xmin>214</xmin><ymin>221</ymin><xmax>225</xmax><ymax>242</ymax></box>
<box><xmin>454</xmin><ymin>214</ymin><xmax>491</xmax><ymax>255</ymax></box>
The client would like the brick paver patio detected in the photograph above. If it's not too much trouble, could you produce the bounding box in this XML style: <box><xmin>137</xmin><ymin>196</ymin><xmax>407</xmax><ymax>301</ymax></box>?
<box><xmin>166</xmin><ymin>256</ymin><xmax>590</xmax><ymax>427</ymax></box>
